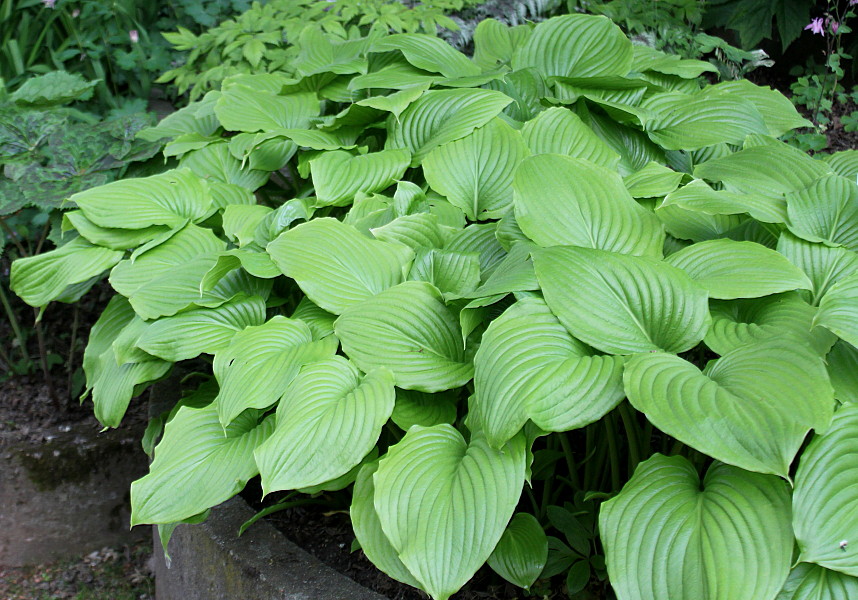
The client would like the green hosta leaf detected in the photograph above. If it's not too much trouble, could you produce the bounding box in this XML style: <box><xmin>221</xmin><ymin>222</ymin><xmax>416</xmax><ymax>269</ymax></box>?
<box><xmin>291</xmin><ymin>297</ymin><xmax>336</xmax><ymax>340</ymax></box>
<box><xmin>63</xmin><ymin>211</ymin><xmax>171</xmax><ymax>251</ymax></box>
<box><xmin>351</xmin><ymin>462</ymin><xmax>422</xmax><ymax>588</ymax></box>
<box><xmin>820</xmin><ymin>151</ymin><xmax>858</xmax><ymax>180</ymax></box>
<box><xmin>632</xmin><ymin>45</ymin><xmax>717</xmax><ymax>78</ymax></box>
<box><xmin>474</xmin><ymin>298</ymin><xmax>624</xmax><ymax>447</ymax></box>
<box><xmin>408</xmin><ymin>248</ymin><xmax>480</xmax><ymax>297</ymax></box>
<box><xmin>786</xmin><ymin>175</ymin><xmax>858</xmax><ymax>250</ymax></box>
<box><xmin>11</xmin><ymin>71</ymin><xmax>98</xmax><ymax>106</ymax></box>
<box><xmin>711</xmin><ymin>80</ymin><xmax>811</xmax><ymax>137</ymax></box>
<box><xmin>109</xmin><ymin>225</ymin><xmax>225</xmax><ymax>320</ymax></box>
<box><xmin>180</xmin><ymin>143</ymin><xmax>269</xmax><ymax>191</ymax></box>
<box><xmin>11</xmin><ymin>238</ymin><xmax>122</xmax><ymax>307</ymax></box>
<box><xmin>464</xmin><ymin>241</ymin><xmax>538</xmax><ymax>299</ymax></box>
<box><xmin>794</xmin><ymin>403</ymin><xmax>858</xmax><ymax>575</ymax></box>
<box><xmin>214</xmin><ymin>87</ymin><xmax>319</xmax><ymax>132</ymax></box>
<box><xmin>666</xmin><ymin>239</ymin><xmax>812</xmax><ymax>299</ymax></box>
<box><xmin>623</xmin><ymin>162</ymin><xmax>684</xmax><ymax>198</ymax></box>
<box><xmin>371</xmin><ymin>34</ymin><xmax>480</xmax><ymax>79</ymax></box>
<box><xmin>514</xmin><ymin>155</ymin><xmax>664</xmax><ymax>256</ymax></box>
<box><xmin>135</xmin><ymin>295</ymin><xmax>267</xmax><ymax>362</ymax></box>
<box><xmin>137</xmin><ymin>93</ymin><xmax>221</xmax><ymax>141</ymax></box>
<box><xmin>372</xmin><ymin>214</ymin><xmax>448</xmax><ymax>250</ymax></box>
<box><xmin>386</xmin><ymin>88</ymin><xmax>512</xmax><ymax>166</ymax></box>
<box><xmin>213</xmin><ymin>316</ymin><xmax>336</xmax><ymax>427</ymax></box>
<box><xmin>423</xmin><ymin>118</ymin><xmax>529</xmax><ymax>221</ymax></box>
<box><xmin>488</xmin><ymin>513</ymin><xmax>548</xmax><ymax>590</ymax></box>
<box><xmin>777</xmin><ymin>233</ymin><xmax>858</xmax><ymax>305</ymax></box>
<box><xmin>624</xmin><ymin>340</ymin><xmax>834</xmax><ymax>476</ymax></box>
<box><xmin>814</xmin><ymin>273</ymin><xmax>858</xmax><ymax>347</ymax></box>
<box><xmin>534</xmin><ymin>246</ymin><xmax>709</xmax><ymax>354</ymax></box>
<box><xmin>374</xmin><ymin>425</ymin><xmax>526</xmax><ymax>600</ymax></box>
<box><xmin>520</xmin><ymin>107</ymin><xmax>619</xmax><ymax>169</ymax></box>
<box><xmin>391</xmin><ymin>389</ymin><xmax>458</xmax><ymax>431</ymax></box>
<box><xmin>600</xmin><ymin>454</ymin><xmax>792</xmax><ymax>600</ymax></box>
<box><xmin>335</xmin><ymin>281</ymin><xmax>473</xmax><ymax>392</ymax></box>
<box><xmin>222</xmin><ymin>205</ymin><xmax>272</xmax><ymax>247</ymax></box>
<box><xmin>130</xmin><ymin>403</ymin><xmax>274</xmax><ymax>525</ymax></box>
<box><xmin>311</xmin><ymin>149</ymin><xmax>411</xmax><ymax>207</ymax></box>
<box><xmin>512</xmin><ymin>15</ymin><xmax>633</xmax><ymax>78</ymax></box>
<box><xmin>255</xmin><ymin>357</ymin><xmax>395</xmax><ymax>494</ymax></box>
<box><xmin>356</xmin><ymin>84</ymin><xmax>431</xmax><ymax>120</ymax></box>
<box><xmin>706</xmin><ymin>293</ymin><xmax>837</xmax><ymax>356</ymax></box>
<box><xmin>71</xmin><ymin>169</ymin><xmax>211</xmax><ymax>230</ymax></box>
<box><xmin>655</xmin><ymin>202</ymin><xmax>748</xmax><ymax>243</ymax></box>
<box><xmin>662</xmin><ymin>179</ymin><xmax>787</xmax><ymax>224</ymax></box>
<box><xmin>642</xmin><ymin>91</ymin><xmax>768</xmax><ymax>150</ymax></box>
<box><xmin>210</xmin><ymin>182</ymin><xmax>255</xmax><ymax>210</ymax></box>
<box><xmin>827</xmin><ymin>341</ymin><xmax>858</xmax><ymax>404</ymax></box>
<box><xmin>267</xmin><ymin>218</ymin><xmax>414</xmax><ymax>314</ymax></box>
<box><xmin>777</xmin><ymin>563</ymin><xmax>858</xmax><ymax>600</ymax></box>
<box><xmin>473</xmin><ymin>20</ymin><xmax>532</xmax><ymax>68</ymax></box>
<box><xmin>444</xmin><ymin>223</ymin><xmax>506</xmax><ymax>280</ymax></box>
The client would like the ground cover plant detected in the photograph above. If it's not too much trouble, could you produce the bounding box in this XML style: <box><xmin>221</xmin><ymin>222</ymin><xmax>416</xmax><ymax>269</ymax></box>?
<box><xmin>10</xmin><ymin>12</ymin><xmax>858</xmax><ymax>599</ymax></box>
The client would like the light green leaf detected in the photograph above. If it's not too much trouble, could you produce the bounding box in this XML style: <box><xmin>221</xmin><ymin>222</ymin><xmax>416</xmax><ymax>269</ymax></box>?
<box><xmin>335</xmin><ymin>281</ymin><xmax>473</xmax><ymax>392</ymax></box>
<box><xmin>267</xmin><ymin>218</ymin><xmax>414</xmax><ymax>315</ymax></box>
<box><xmin>371</xmin><ymin>34</ymin><xmax>480</xmax><ymax>79</ymax></box>
<box><xmin>666</xmin><ymin>239</ymin><xmax>812</xmax><ymax>299</ymax></box>
<box><xmin>374</xmin><ymin>425</ymin><xmax>526</xmax><ymax>600</ymax></box>
<box><xmin>515</xmin><ymin>155</ymin><xmax>664</xmax><ymax>256</ymax></box>
<box><xmin>180</xmin><ymin>143</ymin><xmax>269</xmax><ymax>191</ymax></box>
<box><xmin>423</xmin><ymin>118</ymin><xmax>529</xmax><ymax>220</ymax></box>
<box><xmin>814</xmin><ymin>273</ymin><xmax>858</xmax><ymax>347</ymax></box>
<box><xmin>386</xmin><ymin>88</ymin><xmax>512</xmax><ymax>166</ymax></box>
<box><xmin>290</xmin><ymin>297</ymin><xmax>337</xmax><ymax>340</ymax></box>
<box><xmin>408</xmin><ymin>248</ymin><xmax>480</xmax><ymax>297</ymax></box>
<box><xmin>356</xmin><ymin>84</ymin><xmax>431</xmax><ymax>120</ymax></box>
<box><xmin>623</xmin><ymin>162</ymin><xmax>684</xmax><ymax>198</ymax></box>
<box><xmin>311</xmin><ymin>149</ymin><xmax>411</xmax><ymax>207</ymax></box>
<box><xmin>488</xmin><ymin>513</ymin><xmax>548</xmax><ymax>590</ymax></box>
<box><xmin>794</xmin><ymin>403</ymin><xmax>858</xmax><ymax>575</ymax></box>
<box><xmin>777</xmin><ymin>563</ymin><xmax>858</xmax><ymax>600</ymax></box>
<box><xmin>213</xmin><ymin>316</ymin><xmax>336</xmax><ymax>427</ymax></box>
<box><xmin>222</xmin><ymin>205</ymin><xmax>272</xmax><ymax>247</ymax></box>
<box><xmin>624</xmin><ymin>340</ymin><xmax>834</xmax><ymax>476</ymax></box>
<box><xmin>777</xmin><ymin>233</ymin><xmax>858</xmax><ymax>305</ymax></box>
<box><xmin>473</xmin><ymin>19</ymin><xmax>532</xmax><ymax>68</ymax></box>
<box><xmin>826</xmin><ymin>341</ymin><xmax>858</xmax><ymax>404</ymax></box>
<box><xmin>215</xmin><ymin>87</ymin><xmax>319</xmax><ymax>132</ymax></box>
<box><xmin>786</xmin><ymin>175</ymin><xmax>858</xmax><ymax>250</ymax></box>
<box><xmin>600</xmin><ymin>454</ymin><xmax>792</xmax><ymax>600</ymax></box>
<box><xmin>372</xmin><ymin>213</ymin><xmax>448</xmax><ymax>250</ymax></box>
<box><xmin>654</xmin><ymin>201</ymin><xmax>748</xmax><ymax>242</ymax></box>
<box><xmin>662</xmin><ymin>179</ymin><xmax>787</xmax><ymax>224</ymax></box>
<box><xmin>520</xmin><ymin>107</ymin><xmax>619</xmax><ymax>169</ymax></box>
<box><xmin>63</xmin><ymin>211</ymin><xmax>171</xmax><ymax>251</ymax></box>
<box><xmin>534</xmin><ymin>246</ymin><xmax>710</xmax><ymax>354</ymax></box>
<box><xmin>255</xmin><ymin>357</ymin><xmax>395</xmax><ymax>494</ymax></box>
<box><xmin>443</xmin><ymin>223</ymin><xmax>506</xmax><ymax>280</ymax></box>
<box><xmin>710</xmin><ymin>80</ymin><xmax>811</xmax><ymax>137</ymax></box>
<box><xmin>464</xmin><ymin>241</ymin><xmax>537</xmax><ymax>299</ymax></box>
<box><xmin>130</xmin><ymin>403</ymin><xmax>274</xmax><ymax>525</ymax></box>
<box><xmin>474</xmin><ymin>298</ymin><xmax>624</xmax><ymax>447</ymax></box>
<box><xmin>820</xmin><ymin>150</ymin><xmax>858</xmax><ymax>180</ymax></box>
<box><xmin>391</xmin><ymin>389</ymin><xmax>458</xmax><ymax>431</ymax></box>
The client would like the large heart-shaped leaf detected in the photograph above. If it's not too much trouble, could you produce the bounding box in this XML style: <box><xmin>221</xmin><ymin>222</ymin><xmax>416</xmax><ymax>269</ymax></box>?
<box><xmin>794</xmin><ymin>403</ymin><xmax>858</xmax><ymax>576</ymax></box>
<box><xmin>214</xmin><ymin>87</ymin><xmax>319</xmax><ymax>132</ymax></box>
<box><xmin>335</xmin><ymin>281</ymin><xmax>473</xmax><ymax>392</ymax></box>
<box><xmin>533</xmin><ymin>246</ymin><xmax>710</xmax><ymax>354</ymax></box>
<box><xmin>666</xmin><ymin>239</ymin><xmax>812</xmax><ymax>299</ymax></box>
<box><xmin>600</xmin><ymin>454</ymin><xmax>792</xmax><ymax>600</ymax></box>
<box><xmin>786</xmin><ymin>175</ymin><xmax>858</xmax><ymax>250</ymax></box>
<box><xmin>423</xmin><ymin>118</ymin><xmax>529</xmax><ymax>220</ymax></box>
<box><xmin>826</xmin><ymin>341</ymin><xmax>858</xmax><ymax>404</ymax></box>
<box><xmin>371</xmin><ymin>34</ymin><xmax>480</xmax><ymax>79</ymax></box>
<box><xmin>662</xmin><ymin>179</ymin><xmax>787</xmax><ymax>224</ymax></box>
<box><xmin>777</xmin><ymin>233</ymin><xmax>858</xmax><ymax>305</ymax></box>
<box><xmin>487</xmin><ymin>512</ymin><xmax>548</xmax><ymax>590</ymax></box>
<box><xmin>267</xmin><ymin>218</ymin><xmax>414</xmax><ymax>315</ymax></box>
<box><xmin>515</xmin><ymin>155</ymin><xmax>664</xmax><ymax>257</ymax></box>
<box><xmin>776</xmin><ymin>563</ymin><xmax>858</xmax><ymax>600</ymax></box>
<box><xmin>131</xmin><ymin>403</ymin><xmax>274</xmax><ymax>525</ymax></box>
<box><xmin>71</xmin><ymin>169</ymin><xmax>211</xmax><ymax>229</ymax></box>
<box><xmin>373</xmin><ymin>425</ymin><xmax>526</xmax><ymax>600</ymax></box>
<box><xmin>624</xmin><ymin>340</ymin><xmax>834</xmax><ymax>476</ymax></box>
<box><xmin>254</xmin><ymin>357</ymin><xmax>395</xmax><ymax>494</ymax></box>
<box><xmin>814</xmin><ymin>273</ymin><xmax>858</xmax><ymax>347</ymax></box>
<box><xmin>520</xmin><ymin>107</ymin><xmax>620</xmax><ymax>168</ymax></box>
<box><xmin>474</xmin><ymin>298</ymin><xmax>624</xmax><ymax>447</ymax></box>
<box><xmin>711</xmin><ymin>80</ymin><xmax>811</xmax><ymax>137</ymax></box>
<box><xmin>311</xmin><ymin>149</ymin><xmax>411</xmax><ymax>207</ymax></box>
<box><xmin>213</xmin><ymin>316</ymin><xmax>336</xmax><ymax>427</ymax></box>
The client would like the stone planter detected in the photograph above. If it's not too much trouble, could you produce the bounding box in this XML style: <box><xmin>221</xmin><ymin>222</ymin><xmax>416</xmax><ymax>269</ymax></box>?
<box><xmin>154</xmin><ymin>495</ymin><xmax>386</xmax><ymax>600</ymax></box>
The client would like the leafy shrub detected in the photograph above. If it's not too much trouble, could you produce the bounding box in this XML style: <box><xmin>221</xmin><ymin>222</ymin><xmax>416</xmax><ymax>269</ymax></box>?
<box><xmin>12</xmin><ymin>14</ymin><xmax>858</xmax><ymax>600</ymax></box>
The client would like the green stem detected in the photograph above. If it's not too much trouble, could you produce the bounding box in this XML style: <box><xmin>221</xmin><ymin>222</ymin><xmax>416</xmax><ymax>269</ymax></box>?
<box><xmin>604</xmin><ymin>415</ymin><xmax>622</xmax><ymax>491</ymax></box>
<box><xmin>0</xmin><ymin>281</ymin><xmax>29</xmax><ymax>365</ymax></box>
<box><xmin>0</xmin><ymin>217</ymin><xmax>27</xmax><ymax>257</ymax></box>
<box><xmin>558</xmin><ymin>432</ymin><xmax>580</xmax><ymax>490</ymax></box>
<box><xmin>618</xmin><ymin>402</ymin><xmax>642</xmax><ymax>472</ymax></box>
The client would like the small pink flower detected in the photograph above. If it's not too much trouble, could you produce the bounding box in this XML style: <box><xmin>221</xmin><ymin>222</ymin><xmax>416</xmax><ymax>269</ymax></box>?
<box><xmin>831</xmin><ymin>20</ymin><xmax>840</xmax><ymax>34</ymax></box>
<box><xmin>851</xmin><ymin>0</ymin><xmax>858</xmax><ymax>6</ymax></box>
<box><xmin>805</xmin><ymin>17</ymin><xmax>825</xmax><ymax>35</ymax></box>
<box><xmin>129</xmin><ymin>29</ymin><xmax>139</xmax><ymax>43</ymax></box>
<box><xmin>72</xmin><ymin>8</ymin><xmax>80</xmax><ymax>17</ymax></box>
<box><xmin>42</xmin><ymin>0</ymin><xmax>55</xmax><ymax>8</ymax></box>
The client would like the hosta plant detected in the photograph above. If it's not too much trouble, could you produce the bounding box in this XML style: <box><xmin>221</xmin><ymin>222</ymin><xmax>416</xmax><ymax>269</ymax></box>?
<box><xmin>12</xmin><ymin>13</ymin><xmax>858</xmax><ymax>600</ymax></box>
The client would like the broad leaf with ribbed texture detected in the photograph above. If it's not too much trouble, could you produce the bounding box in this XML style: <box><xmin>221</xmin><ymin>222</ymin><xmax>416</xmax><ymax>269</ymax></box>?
<box><xmin>135</xmin><ymin>295</ymin><xmax>267</xmax><ymax>362</ymax></box>
<box><xmin>311</xmin><ymin>149</ymin><xmax>411</xmax><ymax>207</ymax></box>
<box><xmin>474</xmin><ymin>298</ymin><xmax>624</xmax><ymax>447</ymax></box>
<box><xmin>600</xmin><ymin>454</ymin><xmax>792</xmax><ymax>600</ymax></box>
<box><xmin>109</xmin><ymin>225</ymin><xmax>225</xmax><ymax>320</ymax></box>
<box><xmin>711</xmin><ymin>80</ymin><xmax>811</xmax><ymax>137</ymax></box>
<box><xmin>514</xmin><ymin>155</ymin><xmax>664</xmax><ymax>257</ymax></box>
<box><xmin>814</xmin><ymin>273</ymin><xmax>858</xmax><ymax>347</ymax></box>
<box><xmin>180</xmin><ymin>143</ymin><xmax>269</xmax><ymax>191</ymax></box>
<box><xmin>794</xmin><ymin>403</ymin><xmax>858</xmax><ymax>575</ymax></box>
<box><xmin>826</xmin><ymin>341</ymin><xmax>858</xmax><ymax>404</ymax></box>
<box><xmin>623</xmin><ymin>162</ymin><xmax>683</xmax><ymax>198</ymax></box>
<box><xmin>255</xmin><ymin>357</ymin><xmax>395</xmax><ymax>494</ymax></box>
<box><xmin>222</xmin><ymin>205</ymin><xmax>272</xmax><ymax>247</ymax></box>
<box><xmin>371</xmin><ymin>34</ymin><xmax>479</xmax><ymax>79</ymax></box>
<box><xmin>130</xmin><ymin>403</ymin><xmax>274</xmax><ymax>524</ymax></box>
<box><xmin>777</xmin><ymin>563</ymin><xmax>858</xmax><ymax>600</ymax></box>
<box><xmin>335</xmin><ymin>281</ymin><xmax>473</xmax><ymax>392</ymax></box>
<box><xmin>373</xmin><ymin>425</ymin><xmax>526</xmax><ymax>600</ymax></box>
<box><xmin>63</xmin><ymin>212</ymin><xmax>171</xmax><ymax>251</ymax></box>
<box><xmin>534</xmin><ymin>246</ymin><xmax>709</xmax><ymax>354</ymax></box>
<box><xmin>391</xmin><ymin>389</ymin><xmax>457</xmax><ymax>431</ymax></box>
<box><xmin>213</xmin><ymin>316</ymin><xmax>336</xmax><ymax>427</ymax></box>
<box><xmin>520</xmin><ymin>107</ymin><xmax>619</xmax><ymax>169</ymax></box>
<box><xmin>70</xmin><ymin>169</ymin><xmax>211</xmax><ymax>229</ymax></box>
<box><xmin>487</xmin><ymin>513</ymin><xmax>548</xmax><ymax>590</ymax></box>
<box><xmin>666</xmin><ymin>239</ymin><xmax>812</xmax><ymax>299</ymax></box>
<box><xmin>386</xmin><ymin>88</ymin><xmax>512</xmax><ymax>166</ymax></box>
<box><xmin>423</xmin><ymin>118</ymin><xmax>528</xmax><ymax>220</ymax></box>
<box><xmin>11</xmin><ymin>238</ymin><xmax>122</xmax><ymax>307</ymax></box>
<box><xmin>372</xmin><ymin>214</ymin><xmax>448</xmax><ymax>250</ymax></box>
<box><xmin>408</xmin><ymin>248</ymin><xmax>480</xmax><ymax>297</ymax></box>
<box><xmin>624</xmin><ymin>340</ymin><xmax>834</xmax><ymax>476</ymax></box>
<box><xmin>705</xmin><ymin>293</ymin><xmax>837</xmax><ymax>355</ymax></box>
<box><xmin>512</xmin><ymin>15</ymin><xmax>632</xmax><ymax>78</ymax></box>
<box><xmin>267</xmin><ymin>218</ymin><xmax>414</xmax><ymax>315</ymax></box>
<box><xmin>662</xmin><ymin>179</ymin><xmax>787</xmax><ymax>224</ymax></box>
<box><xmin>214</xmin><ymin>87</ymin><xmax>319</xmax><ymax>132</ymax></box>
<box><xmin>777</xmin><ymin>233</ymin><xmax>858</xmax><ymax>305</ymax></box>
<box><xmin>786</xmin><ymin>175</ymin><xmax>858</xmax><ymax>250</ymax></box>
